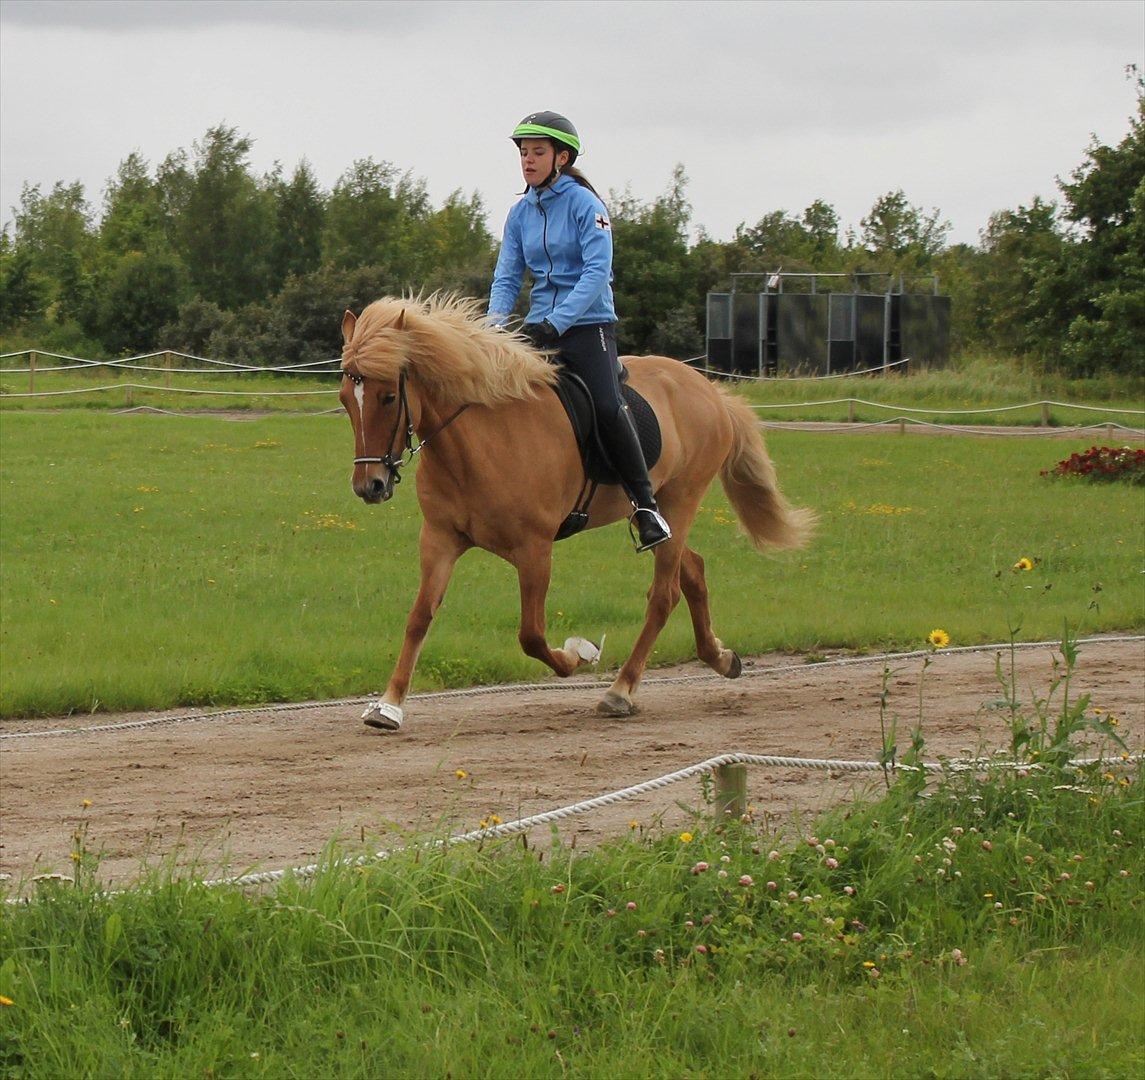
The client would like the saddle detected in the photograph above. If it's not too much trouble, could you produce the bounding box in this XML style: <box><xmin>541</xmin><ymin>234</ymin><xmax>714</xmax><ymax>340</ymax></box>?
<box><xmin>551</xmin><ymin>365</ymin><xmax>663</xmax><ymax>541</ymax></box>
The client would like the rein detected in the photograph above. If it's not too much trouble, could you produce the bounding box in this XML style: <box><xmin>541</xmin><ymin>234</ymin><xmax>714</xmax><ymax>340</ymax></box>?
<box><xmin>351</xmin><ymin>371</ymin><xmax>469</xmax><ymax>483</ymax></box>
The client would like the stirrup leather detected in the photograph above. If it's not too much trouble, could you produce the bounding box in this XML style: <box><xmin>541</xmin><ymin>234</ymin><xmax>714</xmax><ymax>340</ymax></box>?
<box><xmin>628</xmin><ymin>507</ymin><xmax>672</xmax><ymax>552</ymax></box>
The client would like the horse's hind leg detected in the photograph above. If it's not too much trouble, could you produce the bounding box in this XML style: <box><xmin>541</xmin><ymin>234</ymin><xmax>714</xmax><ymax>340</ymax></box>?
<box><xmin>680</xmin><ymin>547</ymin><xmax>741</xmax><ymax>679</ymax></box>
<box><xmin>598</xmin><ymin>540</ymin><xmax>684</xmax><ymax>717</ymax></box>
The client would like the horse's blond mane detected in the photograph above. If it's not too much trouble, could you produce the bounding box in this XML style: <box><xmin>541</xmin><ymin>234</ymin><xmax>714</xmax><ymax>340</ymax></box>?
<box><xmin>342</xmin><ymin>294</ymin><xmax>558</xmax><ymax>407</ymax></box>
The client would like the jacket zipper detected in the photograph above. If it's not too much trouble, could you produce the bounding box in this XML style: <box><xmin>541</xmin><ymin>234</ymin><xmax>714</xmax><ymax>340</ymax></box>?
<box><xmin>537</xmin><ymin>193</ymin><xmax>558</xmax><ymax>317</ymax></box>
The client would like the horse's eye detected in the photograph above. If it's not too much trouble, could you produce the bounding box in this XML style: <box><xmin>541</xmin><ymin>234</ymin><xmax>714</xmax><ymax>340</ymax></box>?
<box><xmin>382</xmin><ymin>393</ymin><xmax>396</xmax><ymax>406</ymax></box>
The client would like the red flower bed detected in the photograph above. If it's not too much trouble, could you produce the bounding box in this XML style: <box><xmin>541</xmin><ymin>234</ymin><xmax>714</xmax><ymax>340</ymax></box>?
<box><xmin>1042</xmin><ymin>445</ymin><xmax>1145</xmax><ymax>484</ymax></box>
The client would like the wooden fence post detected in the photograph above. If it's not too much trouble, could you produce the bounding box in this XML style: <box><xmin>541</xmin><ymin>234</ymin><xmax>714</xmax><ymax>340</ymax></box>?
<box><xmin>1041</xmin><ymin>401</ymin><xmax>1051</xmax><ymax>427</ymax></box>
<box><xmin>713</xmin><ymin>763</ymin><xmax>747</xmax><ymax>822</ymax></box>
<box><xmin>847</xmin><ymin>398</ymin><xmax>856</xmax><ymax>423</ymax></box>
<box><xmin>28</xmin><ymin>350</ymin><xmax>36</xmax><ymax>396</ymax></box>
<box><xmin>164</xmin><ymin>350</ymin><xmax>173</xmax><ymax>389</ymax></box>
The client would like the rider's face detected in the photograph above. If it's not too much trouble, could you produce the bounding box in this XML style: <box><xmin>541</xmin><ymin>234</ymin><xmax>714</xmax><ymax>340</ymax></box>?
<box><xmin>519</xmin><ymin>139</ymin><xmax>570</xmax><ymax>187</ymax></box>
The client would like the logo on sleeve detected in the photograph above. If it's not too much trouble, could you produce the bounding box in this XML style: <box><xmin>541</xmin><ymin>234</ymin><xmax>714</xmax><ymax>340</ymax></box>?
<box><xmin>595</xmin><ymin>213</ymin><xmax>611</xmax><ymax>230</ymax></box>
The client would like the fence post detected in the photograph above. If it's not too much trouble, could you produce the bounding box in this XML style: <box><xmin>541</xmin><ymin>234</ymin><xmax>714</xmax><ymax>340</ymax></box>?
<box><xmin>899</xmin><ymin>419</ymin><xmax>906</xmax><ymax>436</ymax></box>
<box><xmin>164</xmin><ymin>350</ymin><xmax>173</xmax><ymax>389</ymax></box>
<box><xmin>847</xmin><ymin>398</ymin><xmax>855</xmax><ymax>423</ymax></box>
<box><xmin>1041</xmin><ymin>402</ymin><xmax>1051</xmax><ymax>427</ymax></box>
<box><xmin>28</xmin><ymin>350</ymin><xmax>36</xmax><ymax>395</ymax></box>
<box><xmin>713</xmin><ymin>763</ymin><xmax>747</xmax><ymax>822</ymax></box>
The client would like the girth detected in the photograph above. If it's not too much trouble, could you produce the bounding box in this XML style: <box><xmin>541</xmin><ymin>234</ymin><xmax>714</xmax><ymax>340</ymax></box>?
<box><xmin>550</xmin><ymin>366</ymin><xmax>663</xmax><ymax>541</ymax></box>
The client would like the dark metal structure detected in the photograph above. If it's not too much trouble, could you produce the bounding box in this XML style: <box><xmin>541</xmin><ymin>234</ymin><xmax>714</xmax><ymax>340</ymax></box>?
<box><xmin>705</xmin><ymin>272</ymin><xmax>951</xmax><ymax>377</ymax></box>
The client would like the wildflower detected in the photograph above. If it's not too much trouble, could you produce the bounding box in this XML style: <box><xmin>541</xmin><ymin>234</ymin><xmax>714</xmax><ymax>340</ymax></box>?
<box><xmin>0</xmin><ymin>996</ymin><xmax>12</xmax><ymax>1007</ymax></box>
<box><xmin>862</xmin><ymin>961</ymin><xmax>876</xmax><ymax>969</ymax></box>
<box><xmin>606</xmin><ymin>909</ymin><xmax>617</xmax><ymax>918</ymax></box>
<box><xmin>1058</xmin><ymin>872</ymin><xmax>1071</xmax><ymax>882</ymax></box>
<box><xmin>636</xmin><ymin>929</ymin><xmax>647</xmax><ymax>938</ymax></box>
<box><xmin>454</xmin><ymin>769</ymin><xmax>468</xmax><ymax>779</ymax></box>
<box><xmin>82</xmin><ymin>799</ymin><xmax>92</xmax><ymax>809</ymax></box>
<box><xmin>739</xmin><ymin>875</ymin><xmax>754</xmax><ymax>887</ymax></box>
<box><xmin>824</xmin><ymin>838</ymin><xmax>836</xmax><ymax>848</ymax></box>
<box><xmin>825</xmin><ymin>857</ymin><xmax>839</xmax><ymax>870</ymax></box>
<box><xmin>951</xmin><ymin>948</ymin><xmax>968</xmax><ymax>966</ymax></box>
<box><xmin>1085</xmin><ymin>881</ymin><xmax>1095</xmax><ymax>891</ymax></box>
<box><xmin>787</xmin><ymin>890</ymin><xmax>799</xmax><ymax>901</ymax></box>
<box><xmin>678</xmin><ymin>832</ymin><xmax>694</xmax><ymax>844</ymax></box>
<box><xmin>843</xmin><ymin>885</ymin><xmax>856</xmax><ymax>896</ymax></box>
<box><xmin>691</xmin><ymin>861</ymin><xmax>710</xmax><ymax>875</ymax></box>
<box><xmin>1119</xmin><ymin>870</ymin><xmax>1130</xmax><ymax>878</ymax></box>
<box><xmin>768</xmin><ymin>850</ymin><xmax>780</xmax><ymax>861</ymax></box>
<box><xmin>685</xmin><ymin>919</ymin><xmax>695</xmax><ymax>929</ymax></box>
<box><xmin>1013</xmin><ymin>557</ymin><xmax>1034</xmax><ymax>572</ymax></box>
<box><xmin>653</xmin><ymin>948</ymin><xmax>666</xmax><ymax>964</ymax></box>
<box><xmin>717</xmin><ymin>870</ymin><xmax>728</xmax><ymax>879</ymax></box>
<box><xmin>791</xmin><ymin>932</ymin><xmax>804</xmax><ymax>942</ymax></box>
<box><xmin>767</xmin><ymin>880</ymin><xmax>778</xmax><ymax>890</ymax></box>
<box><xmin>928</xmin><ymin>629</ymin><xmax>950</xmax><ymax>649</ymax></box>
<box><xmin>626</xmin><ymin>901</ymin><xmax>637</xmax><ymax>911</ymax></box>
<box><xmin>489</xmin><ymin>814</ymin><xmax>503</xmax><ymax>826</ymax></box>
<box><xmin>695</xmin><ymin>944</ymin><xmax>709</xmax><ymax>955</ymax></box>
<box><xmin>628</xmin><ymin>820</ymin><xmax>639</xmax><ymax>830</ymax></box>
<box><xmin>981</xmin><ymin>840</ymin><xmax>993</xmax><ymax>852</ymax></box>
<box><xmin>550</xmin><ymin>884</ymin><xmax>565</xmax><ymax>894</ymax></box>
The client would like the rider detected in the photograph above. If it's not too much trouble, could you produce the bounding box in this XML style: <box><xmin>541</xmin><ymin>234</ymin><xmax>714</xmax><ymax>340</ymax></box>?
<box><xmin>488</xmin><ymin>110</ymin><xmax>672</xmax><ymax>552</ymax></box>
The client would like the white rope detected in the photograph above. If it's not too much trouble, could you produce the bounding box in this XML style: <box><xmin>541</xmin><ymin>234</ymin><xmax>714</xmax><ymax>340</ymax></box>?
<box><xmin>0</xmin><ymin>382</ymin><xmax>337</xmax><ymax>399</ymax></box>
<box><xmin>760</xmin><ymin>417</ymin><xmax>1145</xmax><ymax>438</ymax></box>
<box><xmin>750</xmin><ymin>398</ymin><xmax>1145</xmax><ymax>417</ymax></box>
<box><xmin>0</xmin><ymin>349</ymin><xmax>341</xmax><ymax>374</ymax></box>
<box><xmin>688</xmin><ymin>357</ymin><xmax>914</xmax><ymax>380</ymax></box>
<box><xmin>4</xmin><ymin>635</ymin><xmax>1140</xmax><ymax>743</ymax></box>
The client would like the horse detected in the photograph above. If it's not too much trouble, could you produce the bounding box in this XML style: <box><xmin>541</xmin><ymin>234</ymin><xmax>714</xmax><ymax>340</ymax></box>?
<box><xmin>339</xmin><ymin>294</ymin><xmax>814</xmax><ymax>731</ymax></box>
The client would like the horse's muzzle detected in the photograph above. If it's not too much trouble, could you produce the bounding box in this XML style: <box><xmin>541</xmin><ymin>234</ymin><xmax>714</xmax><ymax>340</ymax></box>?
<box><xmin>353</xmin><ymin>469</ymin><xmax>396</xmax><ymax>504</ymax></box>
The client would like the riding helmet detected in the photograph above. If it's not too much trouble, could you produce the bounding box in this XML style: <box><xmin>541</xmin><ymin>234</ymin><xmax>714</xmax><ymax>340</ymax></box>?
<box><xmin>511</xmin><ymin>111</ymin><xmax>581</xmax><ymax>165</ymax></box>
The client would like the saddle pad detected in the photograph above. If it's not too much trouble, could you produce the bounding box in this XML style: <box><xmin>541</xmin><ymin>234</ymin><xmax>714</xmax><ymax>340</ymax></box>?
<box><xmin>553</xmin><ymin>369</ymin><xmax>662</xmax><ymax>486</ymax></box>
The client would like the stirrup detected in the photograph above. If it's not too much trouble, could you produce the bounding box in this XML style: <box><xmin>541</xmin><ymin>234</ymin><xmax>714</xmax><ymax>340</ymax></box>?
<box><xmin>628</xmin><ymin>507</ymin><xmax>672</xmax><ymax>552</ymax></box>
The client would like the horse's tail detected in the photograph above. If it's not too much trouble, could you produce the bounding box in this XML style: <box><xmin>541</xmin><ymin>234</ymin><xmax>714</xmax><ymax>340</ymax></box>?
<box><xmin>717</xmin><ymin>387</ymin><xmax>816</xmax><ymax>551</ymax></box>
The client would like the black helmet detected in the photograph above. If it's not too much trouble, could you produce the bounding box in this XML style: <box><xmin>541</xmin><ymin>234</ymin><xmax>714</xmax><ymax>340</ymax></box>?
<box><xmin>511</xmin><ymin>111</ymin><xmax>581</xmax><ymax>165</ymax></box>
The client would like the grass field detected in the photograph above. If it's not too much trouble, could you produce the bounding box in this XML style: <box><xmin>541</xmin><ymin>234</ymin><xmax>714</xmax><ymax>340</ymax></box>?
<box><xmin>2</xmin><ymin>351</ymin><xmax>1142</xmax><ymax>425</ymax></box>
<box><xmin>1</xmin><ymin>409</ymin><xmax>1142</xmax><ymax>718</ymax></box>
<box><xmin>2</xmin><ymin>735</ymin><xmax>1140</xmax><ymax>1077</ymax></box>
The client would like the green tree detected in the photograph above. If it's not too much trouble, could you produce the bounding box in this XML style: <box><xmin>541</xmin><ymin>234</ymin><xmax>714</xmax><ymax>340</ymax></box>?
<box><xmin>170</xmin><ymin>125</ymin><xmax>274</xmax><ymax>309</ymax></box>
<box><xmin>0</xmin><ymin>236</ymin><xmax>46</xmax><ymax>328</ymax></box>
<box><xmin>79</xmin><ymin>250</ymin><xmax>190</xmax><ymax>353</ymax></box>
<box><xmin>609</xmin><ymin>164</ymin><xmax>696</xmax><ymax>354</ymax></box>
<box><xmin>859</xmin><ymin>189</ymin><xmax>950</xmax><ymax>268</ymax></box>
<box><xmin>10</xmin><ymin>180</ymin><xmax>98</xmax><ymax>312</ymax></box>
<box><xmin>101</xmin><ymin>153</ymin><xmax>168</xmax><ymax>256</ymax></box>
<box><xmin>267</xmin><ymin>160</ymin><xmax>325</xmax><ymax>293</ymax></box>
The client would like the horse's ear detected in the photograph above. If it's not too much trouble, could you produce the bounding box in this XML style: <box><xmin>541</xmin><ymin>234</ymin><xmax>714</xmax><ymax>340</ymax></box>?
<box><xmin>394</xmin><ymin>308</ymin><xmax>406</xmax><ymax>331</ymax></box>
<box><xmin>341</xmin><ymin>310</ymin><xmax>357</xmax><ymax>344</ymax></box>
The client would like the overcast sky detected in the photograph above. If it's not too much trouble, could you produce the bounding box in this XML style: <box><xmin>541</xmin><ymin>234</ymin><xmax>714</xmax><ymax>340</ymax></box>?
<box><xmin>1</xmin><ymin>0</ymin><xmax>1142</xmax><ymax>247</ymax></box>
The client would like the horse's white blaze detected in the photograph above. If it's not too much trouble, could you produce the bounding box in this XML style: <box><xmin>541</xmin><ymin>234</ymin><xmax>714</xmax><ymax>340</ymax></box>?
<box><xmin>353</xmin><ymin>381</ymin><xmax>365</xmax><ymax>414</ymax></box>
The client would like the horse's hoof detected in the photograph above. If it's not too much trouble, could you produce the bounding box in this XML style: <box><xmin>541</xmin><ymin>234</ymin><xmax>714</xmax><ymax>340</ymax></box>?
<box><xmin>725</xmin><ymin>651</ymin><xmax>743</xmax><ymax>679</ymax></box>
<box><xmin>597</xmin><ymin>691</ymin><xmax>634</xmax><ymax>717</ymax></box>
<box><xmin>563</xmin><ymin>636</ymin><xmax>600</xmax><ymax>665</ymax></box>
<box><xmin>362</xmin><ymin>700</ymin><xmax>403</xmax><ymax>731</ymax></box>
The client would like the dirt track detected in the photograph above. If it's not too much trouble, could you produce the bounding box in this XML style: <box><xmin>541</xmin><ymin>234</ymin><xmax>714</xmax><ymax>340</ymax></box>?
<box><xmin>2</xmin><ymin>638</ymin><xmax>1141</xmax><ymax>886</ymax></box>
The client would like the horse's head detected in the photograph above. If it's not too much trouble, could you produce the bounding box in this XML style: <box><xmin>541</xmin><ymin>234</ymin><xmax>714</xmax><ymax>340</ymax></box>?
<box><xmin>339</xmin><ymin>308</ymin><xmax>411</xmax><ymax>504</ymax></box>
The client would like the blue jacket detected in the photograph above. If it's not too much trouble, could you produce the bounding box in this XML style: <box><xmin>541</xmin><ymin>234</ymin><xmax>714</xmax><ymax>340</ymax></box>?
<box><xmin>488</xmin><ymin>174</ymin><xmax>616</xmax><ymax>334</ymax></box>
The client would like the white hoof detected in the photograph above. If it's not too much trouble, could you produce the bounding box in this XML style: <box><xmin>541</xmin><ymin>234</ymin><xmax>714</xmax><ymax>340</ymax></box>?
<box><xmin>362</xmin><ymin>700</ymin><xmax>403</xmax><ymax>731</ymax></box>
<box><xmin>563</xmin><ymin>636</ymin><xmax>600</xmax><ymax>665</ymax></box>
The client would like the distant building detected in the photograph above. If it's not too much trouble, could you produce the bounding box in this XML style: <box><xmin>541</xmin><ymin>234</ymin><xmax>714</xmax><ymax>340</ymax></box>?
<box><xmin>705</xmin><ymin>272</ymin><xmax>951</xmax><ymax>376</ymax></box>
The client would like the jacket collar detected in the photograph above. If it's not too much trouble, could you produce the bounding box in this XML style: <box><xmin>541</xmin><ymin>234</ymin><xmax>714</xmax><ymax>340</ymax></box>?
<box><xmin>526</xmin><ymin>173</ymin><xmax>576</xmax><ymax>205</ymax></box>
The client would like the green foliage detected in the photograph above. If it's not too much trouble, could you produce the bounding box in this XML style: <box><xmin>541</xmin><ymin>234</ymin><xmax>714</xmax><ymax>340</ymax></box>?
<box><xmin>1</xmin><ymin>715</ymin><xmax>1139</xmax><ymax>1076</ymax></box>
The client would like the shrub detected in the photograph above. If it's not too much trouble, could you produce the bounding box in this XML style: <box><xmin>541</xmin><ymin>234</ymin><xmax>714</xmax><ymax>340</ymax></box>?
<box><xmin>1042</xmin><ymin>444</ymin><xmax>1145</xmax><ymax>483</ymax></box>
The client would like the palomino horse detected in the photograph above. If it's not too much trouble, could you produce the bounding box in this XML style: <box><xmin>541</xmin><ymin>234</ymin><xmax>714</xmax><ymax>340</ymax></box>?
<box><xmin>340</xmin><ymin>295</ymin><xmax>814</xmax><ymax>731</ymax></box>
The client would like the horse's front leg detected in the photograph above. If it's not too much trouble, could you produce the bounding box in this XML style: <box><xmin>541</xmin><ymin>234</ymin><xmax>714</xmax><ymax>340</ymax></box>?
<box><xmin>362</xmin><ymin>524</ymin><xmax>469</xmax><ymax>732</ymax></box>
<box><xmin>514</xmin><ymin>542</ymin><xmax>600</xmax><ymax>676</ymax></box>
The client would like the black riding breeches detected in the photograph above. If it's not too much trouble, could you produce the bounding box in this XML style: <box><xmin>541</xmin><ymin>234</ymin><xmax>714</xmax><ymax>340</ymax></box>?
<box><xmin>553</xmin><ymin>322</ymin><xmax>624</xmax><ymax>430</ymax></box>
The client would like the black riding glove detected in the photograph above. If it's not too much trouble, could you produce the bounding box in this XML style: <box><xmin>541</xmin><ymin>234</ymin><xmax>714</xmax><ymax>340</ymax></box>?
<box><xmin>523</xmin><ymin>320</ymin><xmax>560</xmax><ymax>347</ymax></box>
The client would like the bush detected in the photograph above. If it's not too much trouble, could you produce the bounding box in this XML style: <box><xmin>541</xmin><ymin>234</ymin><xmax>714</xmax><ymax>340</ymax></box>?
<box><xmin>1042</xmin><ymin>444</ymin><xmax>1145</xmax><ymax>483</ymax></box>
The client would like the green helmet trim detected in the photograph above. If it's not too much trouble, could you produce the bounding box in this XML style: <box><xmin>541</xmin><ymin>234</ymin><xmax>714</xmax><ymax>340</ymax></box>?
<box><xmin>511</xmin><ymin>123</ymin><xmax>582</xmax><ymax>153</ymax></box>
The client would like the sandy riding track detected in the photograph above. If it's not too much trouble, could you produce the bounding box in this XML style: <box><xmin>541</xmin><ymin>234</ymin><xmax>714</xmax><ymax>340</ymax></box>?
<box><xmin>2</xmin><ymin>638</ymin><xmax>1142</xmax><ymax>887</ymax></box>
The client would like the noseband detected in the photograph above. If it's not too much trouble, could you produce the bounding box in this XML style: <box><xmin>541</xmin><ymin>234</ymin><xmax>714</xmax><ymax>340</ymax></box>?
<box><xmin>349</xmin><ymin>370</ymin><xmax>468</xmax><ymax>485</ymax></box>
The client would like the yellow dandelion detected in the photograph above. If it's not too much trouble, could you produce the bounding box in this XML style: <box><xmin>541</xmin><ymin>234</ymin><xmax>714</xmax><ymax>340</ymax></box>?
<box><xmin>1013</xmin><ymin>557</ymin><xmax>1034</xmax><ymax>572</ymax></box>
<box><xmin>0</xmin><ymin>996</ymin><xmax>13</xmax><ymax>1007</ymax></box>
<box><xmin>82</xmin><ymin>799</ymin><xmax>92</xmax><ymax>809</ymax></box>
<box><xmin>489</xmin><ymin>814</ymin><xmax>503</xmax><ymax>826</ymax></box>
<box><xmin>678</xmin><ymin>832</ymin><xmax>694</xmax><ymax>843</ymax></box>
<box><xmin>862</xmin><ymin>960</ymin><xmax>876</xmax><ymax>968</ymax></box>
<box><xmin>927</xmin><ymin>629</ymin><xmax>951</xmax><ymax>649</ymax></box>
<box><xmin>454</xmin><ymin>769</ymin><xmax>468</xmax><ymax>780</ymax></box>
<box><xmin>628</xmin><ymin>820</ymin><xmax>640</xmax><ymax>830</ymax></box>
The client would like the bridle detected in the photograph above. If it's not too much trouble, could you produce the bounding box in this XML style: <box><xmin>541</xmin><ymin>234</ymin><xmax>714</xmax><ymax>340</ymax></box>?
<box><xmin>348</xmin><ymin>369</ymin><xmax>468</xmax><ymax>486</ymax></box>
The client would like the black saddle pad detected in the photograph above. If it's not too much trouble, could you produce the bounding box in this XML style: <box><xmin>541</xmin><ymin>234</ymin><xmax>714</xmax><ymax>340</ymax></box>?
<box><xmin>553</xmin><ymin>367</ymin><xmax>662</xmax><ymax>485</ymax></box>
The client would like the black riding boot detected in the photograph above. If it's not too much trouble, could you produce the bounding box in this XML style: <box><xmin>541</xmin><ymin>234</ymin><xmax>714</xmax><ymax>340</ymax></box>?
<box><xmin>601</xmin><ymin>403</ymin><xmax>672</xmax><ymax>552</ymax></box>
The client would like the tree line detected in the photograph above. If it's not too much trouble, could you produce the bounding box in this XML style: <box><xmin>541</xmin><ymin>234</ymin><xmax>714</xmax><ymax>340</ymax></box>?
<box><xmin>1</xmin><ymin>73</ymin><xmax>1140</xmax><ymax>375</ymax></box>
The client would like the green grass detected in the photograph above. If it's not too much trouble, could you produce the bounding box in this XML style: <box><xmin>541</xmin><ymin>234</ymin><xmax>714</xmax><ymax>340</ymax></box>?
<box><xmin>3</xmin><ymin>751</ymin><xmax>1141</xmax><ymax>1077</ymax></box>
<box><xmin>1</xmin><ymin>410</ymin><xmax>1142</xmax><ymax>718</ymax></box>
<box><xmin>732</xmin><ymin>354</ymin><xmax>1144</xmax><ymax>426</ymax></box>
